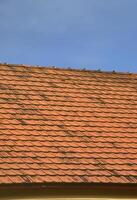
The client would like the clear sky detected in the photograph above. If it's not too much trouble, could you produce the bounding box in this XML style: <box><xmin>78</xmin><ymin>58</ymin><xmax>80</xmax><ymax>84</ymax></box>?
<box><xmin>0</xmin><ymin>0</ymin><xmax>137</xmax><ymax>72</ymax></box>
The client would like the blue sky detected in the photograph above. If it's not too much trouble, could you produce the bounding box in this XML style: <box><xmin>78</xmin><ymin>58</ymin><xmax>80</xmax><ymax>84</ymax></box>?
<box><xmin>0</xmin><ymin>0</ymin><xmax>137</xmax><ymax>72</ymax></box>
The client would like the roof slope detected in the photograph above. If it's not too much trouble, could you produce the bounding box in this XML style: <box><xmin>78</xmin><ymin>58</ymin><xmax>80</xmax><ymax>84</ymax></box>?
<box><xmin>0</xmin><ymin>63</ymin><xmax>137</xmax><ymax>185</ymax></box>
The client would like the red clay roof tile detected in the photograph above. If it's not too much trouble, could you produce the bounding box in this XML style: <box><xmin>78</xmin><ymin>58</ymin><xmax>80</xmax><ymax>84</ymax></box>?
<box><xmin>0</xmin><ymin>63</ymin><xmax>137</xmax><ymax>184</ymax></box>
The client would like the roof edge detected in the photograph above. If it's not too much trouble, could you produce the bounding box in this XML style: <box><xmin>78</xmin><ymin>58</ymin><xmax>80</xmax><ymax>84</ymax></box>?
<box><xmin>0</xmin><ymin>182</ymin><xmax>137</xmax><ymax>189</ymax></box>
<box><xmin>0</xmin><ymin>62</ymin><xmax>135</xmax><ymax>75</ymax></box>
<box><xmin>0</xmin><ymin>183</ymin><xmax>137</xmax><ymax>197</ymax></box>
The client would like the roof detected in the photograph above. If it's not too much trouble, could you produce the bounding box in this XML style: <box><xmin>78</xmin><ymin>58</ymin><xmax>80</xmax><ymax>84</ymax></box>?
<box><xmin>0</xmin><ymin>63</ymin><xmax>137</xmax><ymax>185</ymax></box>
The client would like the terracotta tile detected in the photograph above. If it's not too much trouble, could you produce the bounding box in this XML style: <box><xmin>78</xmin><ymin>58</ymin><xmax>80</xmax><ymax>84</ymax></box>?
<box><xmin>0</xmin><ymin>64</ymin><xmax>137</xmax><ymax>184</ymax></box>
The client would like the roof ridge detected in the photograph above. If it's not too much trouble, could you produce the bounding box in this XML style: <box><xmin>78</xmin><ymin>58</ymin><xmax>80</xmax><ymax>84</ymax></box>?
<box><xmin>0</xmin><ymin>62</ymin><xmax>134</xmax><ymax>75</ymax></box>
